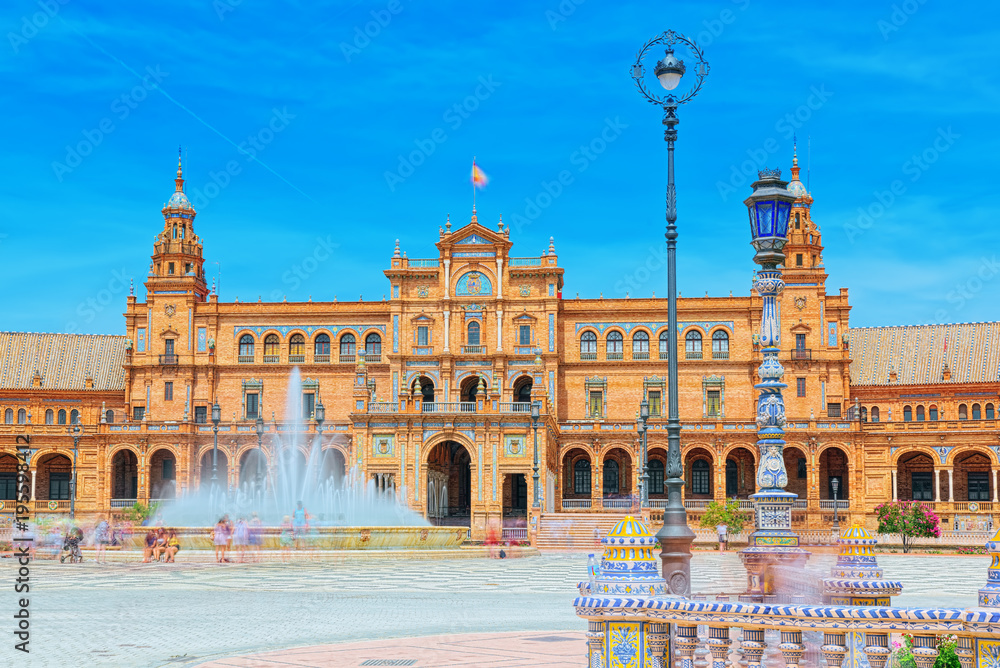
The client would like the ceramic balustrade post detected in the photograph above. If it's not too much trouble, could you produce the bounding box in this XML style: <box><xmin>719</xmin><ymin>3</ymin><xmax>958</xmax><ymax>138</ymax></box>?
<box><xmin>647</xmin><ymin>623</ymin><xmax>670</xmax><ymax>668</ymax></box>
<box><xmin>910</xmin><ymin>635</ymin><xmax>939</xmax><ymax>668</ymax></box>
<box><xmin>707</xmin><ymin>626</ymin><xmax>732</xmax><ymax>668</ymax></box>
<box><xmin>778</xmin><ymin>630</ymin><xmax>805</xmax><ymax>668</ymax></box>
<box><xmin>586</xmin><ymin>621</ymin><xmax>604</xmax><ymax>668</ymax></box>
<box><xmin>675</xmin><ymin>625</ymin><xmax>699</xmax><ymax>668</ymax></box>
<box><xmin>862</xmin><ymin>632</ymin><xmax>890</xmax><ymax>668</ymax></box>
<box><xmin>954</xmin><ymin>637</ymin><xmax>974</xmax><ymax>668</ymax></box>
<box><xmin>820</xmin><ymin>632</ymin><xmax>848</xmax><ymax>668</ymax></box>
<box><xmin>741</xmin><ymin>628</ymin><xmax>767</xmax><ymax>668</ymax></box>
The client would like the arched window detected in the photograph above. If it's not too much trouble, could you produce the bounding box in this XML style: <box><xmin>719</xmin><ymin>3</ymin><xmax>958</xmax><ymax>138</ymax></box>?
<box><xmin>860</xmin><ymin>406</ymin><xmax>868</xmax><ymax>422</ymax></box>
<box><xmin>871</xmin><ymin>406</ymin><xmax>880</xmax><ymax>422</ymax></box>
<box><xmin>45</xmin><ymin>409</ymin><xmax>54</xmax><ymax>425</ymax></box>
<box><xmin>580</xmin><ymin>331</ymin><xmax>597</xmax><ymax>359</ymax></box>
<box><xmin>365</xmin><ymin>333</ymin><xmax>382</xmax><ymax>358</ymax></box>
<box><xmin>573</xmin><ymin>459</ymin><xmax>591</xmax><ymax>495</ymax></box>
<box><xmin>314</xmin><ymin>333</ymin><xmax>330</xmax><ymax>359</ymax></box>
<box><xmin>916</xmin><ymin>406</ymin><xmax>925</xmax><ymax>421</ymax></box>
<box><xmin>691</xmin><ymin>459</ymin><xmax>711</xmax><ymax>495</ymax></box>
<box><xmin>795</xmin><ymin>212</ymin><xmax>801</xmax><ymax>228</ymax></box>
<box><xmin>648</xmin><ymin>459</ymin><xmax>664</xmax><ymax>495</ymax></box>
<box><xmin>686</xmin><ymin>330</ymin><xmax>703</xmax><ymax>358</ymax></box>
<box><xmin>603</xmin><ymin>459</ymin><xmax>619</xmax><ymax>495</ymax></box>
<box><xmin>987</xmin><ymin>403</ymin><xmax>996</xmax><ymax>420</ymax></box>
<box><xmin>340</xmin><ymin>333</ymin><xmax>356</xmax><ymax>358</ymax></box>
<box><xmin>238</xmin><ymin>334</ymin><xmax>255</xmax><ymax>358</ymax></box>
<box><xmin>712</xmin><ymin>330</ymin><xmax>729</xmax><ymax>359</ymax></box>
<box><xmin>57</xmin><ymin>409</ymin><xmax>67</xmax><ymax>425</ymax></box>
<box><xmin>105</xmin><ymin>409</ymin><xmax>115</xmax><ymax>424</ymax></box>
<box><xmin>929</xmin><ymin>405</ymin><xmax>938</xmax><ymax>421</ymax></box>
<box><xmin>288</xmin><ymin>334</ymin><xmax>305</xmax><ymax>361</ymax></box>
<box><xmin>607</xmin><ymin>331</ymin><xmax>623</xmax><ymax>359</ymax></box>
<box><xmin>658</xmin><ymin>331</ymin><xmax>670</xmax><ymax>360</ymax></box>
<box><xmin>263</xmin><ymin>334</ymin><xmax>280</xmax><ymax>360</ymax></box>
<box><xmin>973</xmin><ymin>403</ymin><xmax>982</xmax><ymax>420</ymax></box>
<box><xmin>17</xmin><ymin>409</ymin><xmax>26</xmax><ymax>424</ymax></box>
<box><xmin>903</xmin><ymin>406</ymin><xmax>912</xmax><ymax>422</ymax></box>
<box><xmin>3</xmin><ymin>409</ymin><xmax>11</xmax><ymax>424</ymax></box>
<box><xmin>632</xmin><ymin>331</ymin><xmax>649</xmax><ymax>359</ymax></box>
<box><xmin>467</xmin><ymin>321</ymin><xmax>480</xmax><ymax>346</ymax></box>
<box><xmin>70</xmin><ymin>409</ymin><xmax>80</xmax><ymax>424</ymax></box>
<box><xmin>959</xmin><ymin>404</ymin><xmax>968</xmax><ymax>420</ymax></box>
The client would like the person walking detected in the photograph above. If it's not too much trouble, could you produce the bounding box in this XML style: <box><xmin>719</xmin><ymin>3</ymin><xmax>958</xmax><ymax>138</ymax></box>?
<box><xmin>233</xmin><ymin>517</ymin><xmax>249</xmax><ymax>562</ymax></box>
<box><xmin>292</xmin><ymin>501</ymin><xmax>307</xmax><ymax>550</ymax></box>
<box><xmin>213</xmin><ymin>518</ymin><xmax>228</xmax><ymax>563</ymax></box>
<box><xmin>94</xmin><ymin>517</ymin><xmax>110</xmax><ymax>565</ymax></box>
<box><xmin>249</xmin><ymin>512</ymin><xmax>263</xmax><ymax>562</ymax></box>
<box><xmin>716</xmin><ymin>523</ymin><xmax>728</xmax><ymax>552</ymax></box>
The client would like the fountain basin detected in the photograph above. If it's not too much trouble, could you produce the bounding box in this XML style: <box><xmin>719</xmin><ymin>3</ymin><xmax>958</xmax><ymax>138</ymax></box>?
<box><xmin>130</xmin><ymin>526</ymin><xmax>469</xmax><ymax>550</ymax></box>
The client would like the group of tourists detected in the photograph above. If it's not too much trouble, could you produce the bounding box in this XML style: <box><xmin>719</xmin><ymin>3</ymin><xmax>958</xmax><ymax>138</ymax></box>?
<box><xmin>141</xmin><ymin>527</ymin><xmax>181</xmax><ymax>563</ymax></box>
<box><xmin>212</xmin><ymin>513</ymin><xmax>264</xmax><ymax>563</ymax></box>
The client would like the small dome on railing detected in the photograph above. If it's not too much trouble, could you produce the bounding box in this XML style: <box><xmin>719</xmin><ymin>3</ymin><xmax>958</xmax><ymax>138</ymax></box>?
<box><xmin>591</xmin><ymin>516</ymin><xmax>667</xmax><ymax>597</ymax></box>
<box><xmin>822</xmin><ymin>521</ymin><xmax>902</xmax><ymax>605</ymax></box>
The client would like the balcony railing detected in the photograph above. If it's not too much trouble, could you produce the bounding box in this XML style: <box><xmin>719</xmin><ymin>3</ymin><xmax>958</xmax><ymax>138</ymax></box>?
<box><xmin>289</xmin><ymin>354</ymin><xmax>305</xmax><ymax>363</ymax></box>
<box><xmin>509</xmin><ymin>257</ymin><xmax>541</xmax><ymax>266</ymax></box>
<box><xmin>658</xmin><ymin>350</ymin><xmax>669</xmax><ymax>360</ymax></box>
<box><xmin>313</xmin><ymin>354</ymin><xmax>330</xmax><ymax>363</ymax></box>
<box><xmin>712</xmin><ymin>350</ymin><xmax>730</xmax><ymax>359</ymax></box>
<box><xmin>602</xmin><ymin>497</ymin><xmax>635</xmax><ymax>510</ymax></box>
<box><xmin>462</xmin><ymin>345</ymin><xmax>486</xmax><ymax>354</ymax></box>
<box><xmin>606</xmin><ymin>350</ymin><xmax>624</xmax><ymax>361</ymax></box>
<box><xmin>791</xmin><ymin>348</ymin><xmax>812</xmax><ymax>360</ymax></box>
<box><xmin>159</xmin><ymin>354</ymin><xmax>178</xmax><ymax>365</ymax></box>
<box><xmin>363</xmin><ymin>353</ymin><xmax>382</xmax><ymax>363</ymax></box>
<box><xmin>632</xmin><ymin>351</ymin><xmax>650</xmax><ymax>360</ymax></box>
<box><xmin>818</xmin><ymin>499</ymin><xmax>850</xmax><ymax>509</ymax></box>
<box><xmin>422</xmin><ymin>402</ymin><xmax>477</xmax><ymax>413</ymax></box>
<box><xmin>369</xmin><ymin>402</ymin><xmax>398</xmax><ymax>413</ymax></box>
<box><xmin>500</xmin><ymin>402</ymin><xmax>532</xmax><ymax>413</ymax></box>
<box><xmin>263</xmin><ymin>355</ymin><xmax>279</xmax><ymax>363</ymax></box>
<box><xmin>408</xmin><ymin>259</ymin><xmax>439</xmax><ymax>267</ymax></box>
<box><xmin>238</xmin><ymin>355</ymin><xmax>255</xmax><ymax>364</ymax></box>
<box><xmin>955</xmin><ymin>501</ymin><xmax>993</xmax><ymax>512</ymax></box>
<box><xmin>36</xmin><ymin>500</ymin><xmax>71</xmax><ymax>511</ymax></box>
<box><xmin>649</xmin><ymin>499</ymin><xmax>669</xmax><ymax>509</ymax></box>
<box><xmin>339</xmin><ymin>354</ymin><xmax>355</xmax><ymax>363</ymax></box>
<box><xmin>502</xmin><ymin>527</ymin><xmax>528</xmax><ymax>541</ymax></box>
<box><xmin>685</xmin><ymin>350</ymin><xmax>703</xmax><ymax>359</ymax></box>
<box><xmin>683</xmin><ymin>499</ymin><xmax>713</xmax><ymax>509</ymax></box>
<box><xmin>562</xmin><ymin>499</ymin><xmax>592</xmax><ymax>509</ymax></box>
<box><xmin>581</xmin><ymin>351</ymin><xmax>597</xmax><ymax>361</ymax></box>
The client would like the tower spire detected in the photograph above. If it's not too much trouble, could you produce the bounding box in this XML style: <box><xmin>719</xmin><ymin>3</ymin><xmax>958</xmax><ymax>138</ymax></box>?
<box><xmin>175</xmin><ymin>146</ymin><xmax>184</xmax><ymax>192</ymax></box>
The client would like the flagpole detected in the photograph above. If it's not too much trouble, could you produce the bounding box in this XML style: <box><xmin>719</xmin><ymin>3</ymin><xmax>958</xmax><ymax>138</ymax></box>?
<box><xmin>473</xmin><ymin>156</ymin><xmax>476</xmax><ymax>212</ymax></box>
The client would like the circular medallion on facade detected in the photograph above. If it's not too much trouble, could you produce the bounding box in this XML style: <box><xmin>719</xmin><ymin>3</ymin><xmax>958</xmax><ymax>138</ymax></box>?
<box><xmin>970</xmin><ymin>502</ymin><xmax>980</xmax><ymax>513</ymax></box>
<box><xmin>48</xmin><ymin>500</ymin><xmax>59</xmax><ymax>511</ymax></box>
<box><xmin>377</xmin><ymin>439</ymin><xmax>390</xmax><ymax>454</ymax></box>
<box><xmin>0</xmin><ymin>501</ymin><xmax>5</xmax><ymax>511</ymax></box>
<box><xmin>669</xmin><ymin>571</ymin><xmax>688</xmax><ymax>595</ymax></box>
<box><xmin>509</xmin><ymin>439</ymin><xmax>521</xmax><ymax>454</ymax></box>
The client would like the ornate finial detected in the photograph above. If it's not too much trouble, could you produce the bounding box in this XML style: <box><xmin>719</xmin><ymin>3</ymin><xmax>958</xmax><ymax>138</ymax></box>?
<box><xmin>792</xmin><ymin>134</ymin><xmax>798</xmax><ymax>167</ymax></box>
<box><xmin>471</xmin><ymin>205</ymin><xmax>477</xmax><ymax>224</ymax></box>
<box><xmin>393</xmin><ymin>239</ymin><xmax>400</xmax><ymax>258</ymax></box>
<box><xmin>129</xmin><ymin>278</ymin><xmax>134</xmax><ymax>296</ymax></box>
<box><xmin>478</xmin><ymin>375</ymin><xmax>487</xmax><ymax>394</ymax></box>
<box><xmin>211</xmin><ymin>277</ymin><xmax>216</xmax><ymax>294</ymax></box>
<box><xmin>177</xmin><ymin>146</ymin><xmax>183</xmax><ymax>177</ymax></box>
<box><xmin>498</xmin><ymin>214</ymin><xmax>504</xmax><ymax>231</ymax></box>
<box><xmin>174</xmin><ymin>147</ymin><xmax>185</xmax><ymax>192</ymax></box>
<box><xmin>548</xmin><ymin>236</ymin><xmax>555</xmax><ymax>255</ymax></box>
<box><xmin>446</xmin><ymin>214</ymin><xmax>451</xmax><ymax>233</ymax></box>
<box><xmin>757</xmin><ymin>167</ymin><xmax>782</xmax><ymax>179</ymax></box>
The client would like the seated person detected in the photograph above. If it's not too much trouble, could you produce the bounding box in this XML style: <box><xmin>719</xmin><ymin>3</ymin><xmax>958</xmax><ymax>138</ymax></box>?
<box><xmin>164</xmin><ymin>530</ymin><xmax>180</xmax><ymax>563</ymax></box>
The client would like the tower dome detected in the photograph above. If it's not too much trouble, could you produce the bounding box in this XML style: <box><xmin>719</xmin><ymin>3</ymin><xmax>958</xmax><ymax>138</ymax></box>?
<box><xmin>163</xmin><ymin>150</ymin><xmax>195</xmax><ymax>214</ymax></box>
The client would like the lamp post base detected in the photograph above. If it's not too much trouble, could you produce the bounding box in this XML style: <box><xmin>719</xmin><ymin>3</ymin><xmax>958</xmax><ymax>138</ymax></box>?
<box><xmin>656</xmin><ymin>480</ymin><xmax>695</xmax><ymax>597</ymax></box>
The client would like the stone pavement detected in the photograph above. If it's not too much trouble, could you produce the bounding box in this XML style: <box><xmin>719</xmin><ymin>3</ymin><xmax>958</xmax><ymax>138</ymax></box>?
<box><xmin>5</xmin><ymin>551</ymin><xmax>989</xmax><ymax>667</ymax></box>
<box><xmin>195</xmin><ymin>631</ymin><xmax>587</xmax><ymax>667</ymax></box>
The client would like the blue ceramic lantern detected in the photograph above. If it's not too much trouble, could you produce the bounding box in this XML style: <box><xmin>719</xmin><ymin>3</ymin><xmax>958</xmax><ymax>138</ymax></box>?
<box><xmin>744</xmin><ymin>168</ymin><xmax>796</xmax><ymax>267</ymax></box>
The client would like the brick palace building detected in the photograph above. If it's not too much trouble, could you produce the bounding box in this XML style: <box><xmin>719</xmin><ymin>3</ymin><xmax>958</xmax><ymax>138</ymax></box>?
<box><xmin>1</xmin><ymin>153</ymin><xmax>998</xmax><ymax>541</ymax></box>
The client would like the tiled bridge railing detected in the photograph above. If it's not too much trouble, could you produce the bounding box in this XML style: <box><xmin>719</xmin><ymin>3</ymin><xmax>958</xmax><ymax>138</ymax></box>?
<box><xmin>574</xmin><ymin>592</ymin><xmax>992</xmax><ymax>668</ymax></box>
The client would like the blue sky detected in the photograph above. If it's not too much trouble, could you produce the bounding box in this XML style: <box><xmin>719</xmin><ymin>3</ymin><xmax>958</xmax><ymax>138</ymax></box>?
<box><xmin>1</xmin><ymin>0</ymin><xmax>997</xmax><ymax>335</ymax></box>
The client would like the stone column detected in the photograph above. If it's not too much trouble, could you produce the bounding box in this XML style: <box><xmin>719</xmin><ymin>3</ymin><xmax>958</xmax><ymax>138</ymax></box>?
<box><xmin>993</xmin><ymin>468</ymin><xmax>998</xmax><ymax>503</ymax></box>
<box><xmin>443</xmin><ymin>311</ymin><xmax>450</xmax><ymax>352</ymax></box>
<box><xmin>741</xmin><ymin>628</ymin><xmax>766</xmax><ymax>668</ymax></box>
<box><xmin>30</xmin><ymin>469</ymin><xmax>36</xmax><ymax>501</ymax></box>
<box><xmin>779</xmin><ymin>630</ymin><xmax>805</xmax><ymax>668</ymax></box>
<box><xmin>948</xmin><ymin>468</ymin><xmax>954</xmax><ymax>502</ymax></box>
<box><xmin>444</xmin><ymin>259</ymin><xmax>451</xmax><ymax>298</ymax></box>
<box><xmin>706</xmin><ymin>627</ymin><xmax>732</xmax><ymax>668</ymax></box>
<box><xmin>934</xmin><ymin>468</ymin><xmax>941</xmax><ymax>503</ymax></box>
<box><xmin>496</xmin><ymin>258</ymin><xmax>503</xmax><ymax>297</ymax></box>
<box><xmin>496</xmin><ymin>309</ymin><xmax>503</xmax><ymax>352</ymax></box>
<box><xmin>863</xmin><ymin>633</ymin><xmax>890</xmax><ymax>668</ymax></box>
<box><xmin>891</xmin><ymin>470</ymin><xmax>897</xmax><ymax>501</ymax></box>
<box><xmin>821</xmin><ymin>633</ymin><xmax>848</xmax><ymax>668</ymax></box>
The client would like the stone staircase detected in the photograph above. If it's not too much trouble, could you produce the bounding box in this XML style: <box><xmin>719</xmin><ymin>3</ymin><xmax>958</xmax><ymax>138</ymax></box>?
<box><xmin>535</xmin><ymin>512</ymin><xmax>627</xmax><ymax>551</ymax></box>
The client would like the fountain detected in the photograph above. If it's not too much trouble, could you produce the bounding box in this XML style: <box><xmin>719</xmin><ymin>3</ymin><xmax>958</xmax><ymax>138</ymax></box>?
<box><xmin>153</xmin><ymin>367</ymin><xmax>466</xmax><ymax>550</ymax></box>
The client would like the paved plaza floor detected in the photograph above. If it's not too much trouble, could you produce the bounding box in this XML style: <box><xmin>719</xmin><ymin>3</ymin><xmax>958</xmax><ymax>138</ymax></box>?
<box><xmin>5</xmin><ymin>551</ymin><xmax>989</xmax><ymax>667</ymax></box>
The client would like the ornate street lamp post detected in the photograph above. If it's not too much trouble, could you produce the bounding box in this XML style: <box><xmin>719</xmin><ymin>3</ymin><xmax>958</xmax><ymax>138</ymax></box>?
<box><xmin>738</xmin><ymin>168</ymin><xmax>809</xmax><ymax>597</ymax></box>
<box><xmin>531</xmin><ymin>400</ymin><xmax>541</xmax><ymax>509</ymax></box>
<box><xmin>632</xmin><ymin>30</ymin><xmax>709</xmax><ymax>596</ymax></box>
<box><xmin>69</xmin><ymin>424</ymin><xmax>81</xmax><ymax>519</ymax></box>
<box><xmin>831</xmin><ymin>477</ymin><xmax>841</xmax><ymax>533</ymax></box>
<box><xmin>255</xmin><ymin>414</ymin><xmax>265</xmax><ymax>492</ymax></box>
<box><xmin>638</xmin><ymin>400</ymin><xmax>649</xmax><ymax>508</ymax></box>
<box><xmin>211</xmin><ymin>402</ymin><xmax>221</xmax><ymax>489</ymax></box>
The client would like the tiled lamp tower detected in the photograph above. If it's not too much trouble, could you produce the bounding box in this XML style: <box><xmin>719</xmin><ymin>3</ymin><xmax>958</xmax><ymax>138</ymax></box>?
<box><xmin>978</xmin><ymin>526</ymin><xmax>1000</xmax><ymax>607</ymax></box>
<box><xmin>580</xmin><ymin>516</ymin><xmax>669</xmax><ymax>668</ymax></box>
<box><xmin>739</xmin><ymin>168</ymin><xmax>809</xmax><ymax>596</ymax></box>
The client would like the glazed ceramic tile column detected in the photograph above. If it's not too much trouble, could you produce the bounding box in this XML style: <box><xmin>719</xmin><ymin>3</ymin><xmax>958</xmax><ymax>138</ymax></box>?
<box><xmin>586</xmin><ymin>621</ymin><xmax>604</xmax><ymax>668</ymax></box>
<box><xmin>707</xmin><ymin>627</ymin><xmax>732</xmax><ymax>668</ymax></box>
<box><xmin>646</xmin><ymin>623</ymin><xmax>670</xmax><ymax>668</ymax></box>
<box><xmin>778</xmin><ymin>630</ymin><xmax>805</xmax><ymax>668</ymax></box>
<box><xmin>909</xmin><ymin>635</ymin><xmax>939</xmax><ymax>668</ymax></box>
<box><xmin>863</xmin><ymin>633</ymin><xmax>890</xmax><ymax>668</ymax></box>
<box><xmin>675</xmin><ymin>625</ymin><xmax>699</xmax><ymax>668</ymax></box>
<box><xmin>741</xmin><ymin>628</ymin><xmax>766</xmax><ymax>668</ymax></box>
<box><xmin>820</xmin><ymin>633</ymin><xmax>848</xmax><ymax>668</ymax></box>
<box><xmin>954</xmin><ymin>637</ymin><xmax>974</xmax><ymax>668</ymax></box>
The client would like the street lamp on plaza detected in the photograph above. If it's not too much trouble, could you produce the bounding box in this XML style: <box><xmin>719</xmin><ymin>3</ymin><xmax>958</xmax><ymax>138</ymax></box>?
<box><xmin>831</xmin><ymin>477</ymin><xmax>841</xmax><ymax>533</ymax></box>
<box><xmin>531</xmin><ymin>400</ymin><xmax>541</xmax><ymax>509</ymax></box>
<box><xmin>211</xmin><ymin>402</ymin><xmax>221</xmax><ymax>489</ymax></box>
<box><xmin>632</xmin><ymin>30</ymin><xmax>709</xmax><ymax>597</ymax></box>
<box><xmin>68</xmin><ymin>423</ymin><xmax>81</xmax><ymax>520</ymax></box>
<box><xmin>638</xmin><ymin>400</ymin><xmax>649</xmax><ymax>508</ymax></box>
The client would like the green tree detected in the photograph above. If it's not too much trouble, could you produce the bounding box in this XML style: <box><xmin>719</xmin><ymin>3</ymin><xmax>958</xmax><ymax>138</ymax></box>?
<box><xmin>121</xmin><ymin>501</ymin><xmax>159</xmax><ymax>524</ymax></box>
<box><xmin>698</xmin><ymin>498</ymin><xmax>751</xmax><ymax>535</ymax></box>
<box><xmin>875</xmin><ymin>500</ymin><xmax>940</xmax><ymax>553</ymax></box>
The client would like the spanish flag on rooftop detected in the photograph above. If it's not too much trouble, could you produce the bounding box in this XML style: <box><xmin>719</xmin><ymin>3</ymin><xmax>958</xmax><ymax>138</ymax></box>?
<box><xmin>471</xmin><ymin>160</ymin><xmax>489</xmax><ymax>188</ymax></box>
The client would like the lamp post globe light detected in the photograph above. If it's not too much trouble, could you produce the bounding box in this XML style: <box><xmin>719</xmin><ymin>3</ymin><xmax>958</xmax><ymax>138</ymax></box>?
<box><xmin>631</xmin><ymin>30</ymin><xmax>709</xmax><ymax>597</ymax></box>
<box><xmin>531</xmin><ymin>400</ymin><xmax>541</xmax><ymax>509</ymax></box>
<box><xmin>211</xmin><ymin>402</ymin><xmax>221</xmax><ymax>489</ymax></box>
<box><xmin>738</xmin><ymin>168</ymin><xmax>809</xmax><ymax>597</ymax></box>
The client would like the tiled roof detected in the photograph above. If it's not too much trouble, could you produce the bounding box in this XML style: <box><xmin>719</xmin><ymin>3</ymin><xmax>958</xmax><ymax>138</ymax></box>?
<box><xmin>848</xmin><ymin>322</ymin><xmax>1000</xmax><ymax>386</ymax></box>
<box><xmin>0</xmin><ymin>332</ymin><xmax>127</xmax><ymax>391</ymax></box>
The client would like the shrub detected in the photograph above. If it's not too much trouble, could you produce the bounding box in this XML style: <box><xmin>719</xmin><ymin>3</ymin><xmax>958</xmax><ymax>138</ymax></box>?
<box><xmin>699</xmin><ymin>498</ymin><xmax>751</xmax><ymax>535</ymax></box>
<box><xmin>875</xmin><ymin>500</ymin><xmax>940</xmax><ymax>553</ymax></box>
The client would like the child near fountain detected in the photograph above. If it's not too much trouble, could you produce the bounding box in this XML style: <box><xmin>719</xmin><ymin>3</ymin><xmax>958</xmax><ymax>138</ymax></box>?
<box><xmin>280</xmin><ymin>516</ymin><xmax>293</xmax><ymax>562</ymax></box>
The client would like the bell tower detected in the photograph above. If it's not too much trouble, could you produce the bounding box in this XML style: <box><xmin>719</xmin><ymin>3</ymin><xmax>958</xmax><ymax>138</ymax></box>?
<box><xmin>145</xmin><ymin>150</ymin><xmax>208</xmax><ymax>300</ymax></box>
<box><xmin>783</xmin><ymin>140</ymin><xmax>826</xmax><ymax>286</ymax></box>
